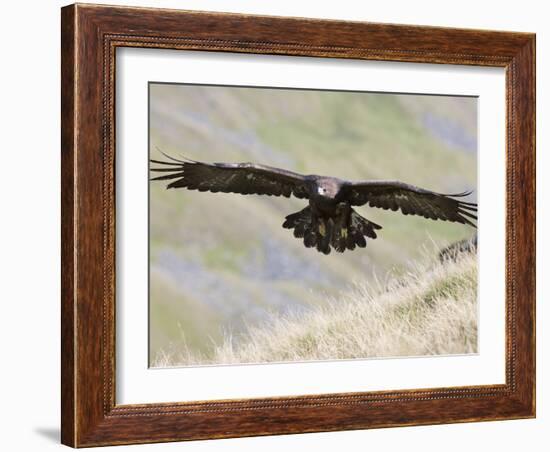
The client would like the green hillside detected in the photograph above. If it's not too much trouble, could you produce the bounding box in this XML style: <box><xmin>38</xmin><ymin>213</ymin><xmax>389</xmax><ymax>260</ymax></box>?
<box><xmin>148</xmin><ymin>83</ymin><xmax>477</xmax><ymax>363</ymax></box>
<box><xmin>154</xmin><ymin>248</ymin><xmax>477</xmax><ymax>366</ymax></box>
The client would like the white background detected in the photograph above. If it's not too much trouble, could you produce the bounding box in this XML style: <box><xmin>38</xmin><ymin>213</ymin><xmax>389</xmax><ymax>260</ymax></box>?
<box><xmin>0</xmin><ymin>1</ymin><xmax>545</xmax><ymax>451</ymax></box>
<box><xmin>117</xmin><ymin>49</ymin><xmax>506</xmax><ymax>404</ymax></box>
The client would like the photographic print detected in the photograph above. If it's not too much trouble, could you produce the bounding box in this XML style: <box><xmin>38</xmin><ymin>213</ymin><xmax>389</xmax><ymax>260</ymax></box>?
<box><xmin>61</xmin><ymin>5</ymin><xmax>535</xmax><ymax>444</ymax></box>
<box><xmin>148</xmin><ymin>83</ymin><xmax>478</xmax><ymax>368</ymax></box>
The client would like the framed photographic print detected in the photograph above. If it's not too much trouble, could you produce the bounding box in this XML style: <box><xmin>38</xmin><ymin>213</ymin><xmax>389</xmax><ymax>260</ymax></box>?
<box><xmin>61</xmin><ymin>3</ymin><xmax>535</xmax><ymax>447</ymax></box>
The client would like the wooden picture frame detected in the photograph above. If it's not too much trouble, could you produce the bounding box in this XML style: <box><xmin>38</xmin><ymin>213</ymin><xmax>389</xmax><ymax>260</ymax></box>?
<box><xmin>61</xmin><ymin>3</ymin><xmax>535</xmax><ymax>447</ymax></box>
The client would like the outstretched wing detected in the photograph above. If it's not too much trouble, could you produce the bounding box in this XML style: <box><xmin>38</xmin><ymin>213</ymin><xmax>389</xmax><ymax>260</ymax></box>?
<box><xmin>343</xmin><ymin>180</ymin><xmax>477</xmax><ymax>227</ymax></box>
<box><xmin>150</xmin><ymin>154</ymin><xmax>310</xmax><ymax>199</ymax></box>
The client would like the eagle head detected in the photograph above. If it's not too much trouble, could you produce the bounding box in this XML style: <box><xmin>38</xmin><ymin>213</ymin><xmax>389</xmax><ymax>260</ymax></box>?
<box><xmin>316</xmin><ymin>179</ymin><xmax>340</xmax><ymax>198</ymax></box>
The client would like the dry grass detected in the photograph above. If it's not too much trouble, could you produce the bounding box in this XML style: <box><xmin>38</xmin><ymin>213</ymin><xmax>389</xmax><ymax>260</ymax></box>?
<box><xmin>152</xmin><ymin>249</ymin><xmax>477</xmax><ymax>367</ymax></box>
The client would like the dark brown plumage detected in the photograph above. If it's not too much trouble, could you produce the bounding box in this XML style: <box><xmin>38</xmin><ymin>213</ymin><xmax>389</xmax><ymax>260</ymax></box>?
<box><xmin>150</xmin><ymin>154</ymin><xmax>477</xmax><ymax>254</ymax></box>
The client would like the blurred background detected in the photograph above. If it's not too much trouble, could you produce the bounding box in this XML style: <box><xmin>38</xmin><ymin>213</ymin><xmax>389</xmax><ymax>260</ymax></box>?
<box><xmin>148</xmin><ymin>83</ymin><xmax>477</xmax><ymax>364</ymax></box>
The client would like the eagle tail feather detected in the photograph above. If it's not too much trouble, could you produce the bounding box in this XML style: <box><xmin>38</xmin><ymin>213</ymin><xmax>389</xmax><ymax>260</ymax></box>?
<box><xmin>283</xmin><ymin>206</ymin><xmax>382</xmax><ymax>254</ymax></box>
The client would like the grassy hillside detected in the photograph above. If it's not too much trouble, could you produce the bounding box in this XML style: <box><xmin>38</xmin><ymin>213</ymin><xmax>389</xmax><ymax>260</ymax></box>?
<box><xmin>149</xmin><ymin>84</ymin><xmax>478</xmax><ymax>361</ymax></box>
<box><xmin>153</xmin><ymin>249</ymin><xmax>477</xmax><ymax>366</ymax></box>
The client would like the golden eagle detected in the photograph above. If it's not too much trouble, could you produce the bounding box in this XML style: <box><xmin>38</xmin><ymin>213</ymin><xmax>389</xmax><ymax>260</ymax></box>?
<box><xmin>150</xmin><ymin>154</ymin><xmax>477</xmax><ymax>255</ymax></box>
